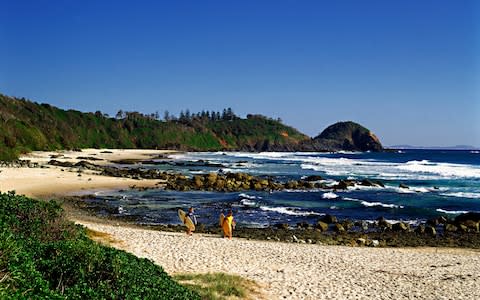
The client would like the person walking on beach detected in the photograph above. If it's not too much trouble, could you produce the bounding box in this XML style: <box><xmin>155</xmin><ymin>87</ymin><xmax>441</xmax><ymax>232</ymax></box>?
<box><xmin>185</xmin><ymin>207</ymin><xmax>197</xmax><ymax>236</ymax></box>
<box><xmin>222</xmin><ymin>210</ymin><xmax>236</xmax><ymax>239</ymax></box>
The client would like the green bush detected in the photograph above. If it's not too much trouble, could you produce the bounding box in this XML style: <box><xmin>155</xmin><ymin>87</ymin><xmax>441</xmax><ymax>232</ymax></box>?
<box><xmin>0</xmin><ymin>191</ymin><xmax>200</xmax><ymax>299</ymax></box>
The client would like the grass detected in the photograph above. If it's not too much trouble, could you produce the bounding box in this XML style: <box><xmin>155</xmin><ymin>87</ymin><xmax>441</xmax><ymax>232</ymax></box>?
<box><xmin>86</xmin><ymin>228</ymin><xmax>124</xmax><ymax>246</ymax></box>
<box><xmin>173</xmin><ymin>272</ymin><xmax>262</xmax><ymax>300</ymax></box>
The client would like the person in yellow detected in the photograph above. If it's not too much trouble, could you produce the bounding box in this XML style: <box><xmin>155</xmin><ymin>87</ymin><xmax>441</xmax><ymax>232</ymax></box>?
<box><xmin>222</xmin><ymin>210</ymin><xmax>236</xmax><ymax>239</ymax></box>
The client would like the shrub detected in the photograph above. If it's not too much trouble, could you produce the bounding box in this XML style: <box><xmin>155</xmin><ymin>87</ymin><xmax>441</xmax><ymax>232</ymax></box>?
<box><xmin>0</xmin><ymin>191</ymin><xmax>200</xmax><ymax>299</ymax></box>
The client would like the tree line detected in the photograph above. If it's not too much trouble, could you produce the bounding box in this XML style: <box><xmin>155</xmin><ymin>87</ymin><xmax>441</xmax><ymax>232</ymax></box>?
<box><xmin>114</xmin><ymin>107</ymin><xmax>240</xmax><ymax>123</ymax></box>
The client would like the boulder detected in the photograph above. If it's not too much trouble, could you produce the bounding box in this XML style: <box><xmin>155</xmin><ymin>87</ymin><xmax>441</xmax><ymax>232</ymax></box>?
<box><xmin>356</xmin><ymin>238</ymin><xmax>366</xmax><ymax>246</ymax></box>
<box><xmin>259</xmin><ymin>179</ymin><xmax>269</xmax><ymax>186</ymax></box>
<box><xmin>206</xmin><ymin>172</ymin><xmax>217</xmax><ymax>184</ymax></box>
<box><xmin>334</xmin><ymin>180</ymin><xmax>354</xmax><ymax>190</ymax></box>
<box><xmin>377</xmin><ymin>217</ymin><xmax>392</xmax><ymax>229</ymax></box>
<box><xmin>458</xmin><ymin>224</ymin><xmax>468</xmax><ymax>232</ymax></box>
<box><xmin>374</xmin><ymin>180</ymin><xmax>385</xmax><ymax>188</ymax></box>
<box><xmin>355</xmin><ymin>221</ymin><xmax>369</xmax><ymax>231</ymax></box>
<box><xmin>462</xmin><ymin>220</ymin><xmax>479</xmax><ymax>232</ymax></box>
<box><xmin>214</xmin><ymin>179</ymin><xmax>225</xmax><ymax>190</ymax></box>
<box><xmin>333</xmin><ymin>223</ymin><xmax>345</xmax><ymax>233</ymax></box>
<box><xmin>455</xmin><ymin>212</ymin><xmax>480</xmax><ymax>223</ymax></box>
<box><xmin>285</xmin><ymin>180</ymin><xmax>299</xmax><ymax>189</ymax></box>
<box><xmin>360</xmin><ymin>179</ymin><xmax>376</xmax><ymax>187</ymax></box>
<box><xmin>392</xmin><ymin>222</ymin><xmax>409</xmax><ymax>232</ymax></box>
<box><xmin>425</xmin><ymin>226</ymin><xmax>436</xmax><ymax>236</ymax></box>
<box><xmin>444</xmin><ymin>223</ymin><xmax>458</xmax><ymax>232</ymax></box>
<box><xmin>316</xmin><ymin>221</ymin><xmax>329</xmax><ymax>232</ymax></box>
<box><xmin>275</xmin><ymin>223</ymin><xmax>289</xmax><ymax>230</ymax></box>
<box><xmin>297</xmin><ymin>222</ymin><xmax>310</xmax><ymax>229</ymax></box>
<box><xmin>426</xmin><ymin>218</ymin><xmax>439</xmax><ymax>227</ymax></box>
<box><xmin>193</xmin><ymin>175</ymin><xmax>204</xmax><ymax>189</ymax></box>
<box><xmin>320</xmin><ymin>214</ymin><xmax>338</xmax><ymax>224</ymax></box>
<box><xmin>342</xmin><ymin>220</ymin><xmax>354</xmax><ymax>230</ymax></box>
<box><xmin>437</xmin><ymin>216</ymin><xmax>449</xmax><ymax>224</ymax></box>
<box><xmin>415</xmin><ymin>225</ymin><xmax>425</xmax><ymax>234</ymax></box>
<box><xmin>304</xmin><ymin>175</ymin><xmax>323</xmax><ymax>182</ymax></box>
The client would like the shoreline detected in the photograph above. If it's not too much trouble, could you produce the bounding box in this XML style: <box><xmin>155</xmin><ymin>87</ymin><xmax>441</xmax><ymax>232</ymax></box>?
<box><xmin>0</xmin><ymin>149</ymin><xmax>174</xmax><ymax>198</ymax></box>
<box><xmin>2</xmin><ymin>149</ymin><xmax>480</xmax><ymax>298</ymax></box>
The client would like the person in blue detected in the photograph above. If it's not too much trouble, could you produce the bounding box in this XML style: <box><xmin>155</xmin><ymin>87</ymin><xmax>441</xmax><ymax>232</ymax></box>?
<box><xmin>185</xmin><ymin>207</ymin><xmax>197</xmax><ymax>235</ymax></box>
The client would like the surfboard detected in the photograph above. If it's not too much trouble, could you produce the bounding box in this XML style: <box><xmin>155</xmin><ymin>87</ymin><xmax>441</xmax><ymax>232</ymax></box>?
<box><xmin>220</xmin><ymin>213</ymin><xmax>232</xmax><ymax>237</ymax></box>
<box><xmin>219</xmin><ymin>213</ymin><xmax>225</xmax><ymax>227</ymax></box>
<box><xmin>178</xmin><ymin>209</ymin><xmax>195</xmax><ymax>231</ymax></box>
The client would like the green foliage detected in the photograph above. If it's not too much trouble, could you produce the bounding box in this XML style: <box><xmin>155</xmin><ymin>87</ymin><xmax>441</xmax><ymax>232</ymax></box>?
<box><xmin>0</xmin><ymin>191</ymin><xmax>200</xmax><ymax>299</ymax></box>
<box><xmin>0</xmin><ymin>93</ymin><xmax>309</xmax><ymax>160</ymax></box>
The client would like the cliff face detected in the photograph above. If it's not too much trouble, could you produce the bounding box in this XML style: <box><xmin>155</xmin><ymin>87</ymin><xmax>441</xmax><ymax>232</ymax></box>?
<box><xmin>306</xmin><ymin>121</ymin><xmax>383</xmax><ymax>152</ymax></box>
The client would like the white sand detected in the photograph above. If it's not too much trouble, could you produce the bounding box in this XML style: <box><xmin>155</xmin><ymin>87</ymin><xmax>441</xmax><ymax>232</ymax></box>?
<box><xmin>78</xmin><ymin>221</ymin><xmax>480</xmax><ymax>300</ymax></box>
<box><xmin>0</xmin><ymin>149</ymin><xmax>173</xmax><ymax>197</ymax></box>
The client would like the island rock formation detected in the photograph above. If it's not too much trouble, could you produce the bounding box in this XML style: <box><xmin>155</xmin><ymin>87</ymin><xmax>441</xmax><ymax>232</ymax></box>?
<box><xmin>301</xmin><ymin>121</ymin><xmax>383</xmax><ymax>152</ymax></box>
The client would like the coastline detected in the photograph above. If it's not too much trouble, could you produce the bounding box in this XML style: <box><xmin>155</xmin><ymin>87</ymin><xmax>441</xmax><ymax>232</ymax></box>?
<box><xmin>1</xmin><ymin>149</ymin><xmax>480</xmax><ymax>299</ymax></box>
<box><xmin>0</xmin><ymin>149</ymin><xmax>173</xmax><ymax>198</ymax></box>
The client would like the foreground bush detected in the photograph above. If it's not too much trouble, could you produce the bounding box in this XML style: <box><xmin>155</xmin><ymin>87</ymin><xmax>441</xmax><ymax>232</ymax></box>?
<box><xmin>0</xmin><ymin>191</ymin><xmax>200</xmax><ymax>299</ymax></box>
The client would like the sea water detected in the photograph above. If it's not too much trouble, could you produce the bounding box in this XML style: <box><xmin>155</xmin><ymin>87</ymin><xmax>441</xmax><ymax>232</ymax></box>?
<box><xmin>87</xmin><ymin>150</ymin><xmax>480</xmax><ymax>227</ymax></box>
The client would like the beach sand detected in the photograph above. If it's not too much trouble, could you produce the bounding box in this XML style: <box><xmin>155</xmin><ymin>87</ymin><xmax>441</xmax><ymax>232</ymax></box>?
<box><xmin>77</xmin><ymin>221</ymin><xmax>480</xmax><ymax>300</ymax></box>
<box><xmin>0</xmin><ymin>149</ymin><xmax>172</xmax><ymax>197</ymax></box>
<box><xmin>2</xmin><ymin>149</ymin><xmax>480</xmax><ymax>299</ymax></box>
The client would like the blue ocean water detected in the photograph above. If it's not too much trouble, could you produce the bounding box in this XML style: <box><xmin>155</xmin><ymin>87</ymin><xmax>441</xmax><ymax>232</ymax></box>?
<box><xmin>89</xmin><ymin>150</ymin><xmax>480</xmax><ymax>227</ymax></box>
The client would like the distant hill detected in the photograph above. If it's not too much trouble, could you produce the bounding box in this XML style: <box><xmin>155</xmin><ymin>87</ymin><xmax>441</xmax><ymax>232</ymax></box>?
<box><xmin>298</xmin><ymin>121</ymin><xmax>383</xmax><ymax>152</ymax></box>
<box><xmin>0</xmin><ymin>93</ymin><xmax>383</xmax><ymax>160</ymax></box>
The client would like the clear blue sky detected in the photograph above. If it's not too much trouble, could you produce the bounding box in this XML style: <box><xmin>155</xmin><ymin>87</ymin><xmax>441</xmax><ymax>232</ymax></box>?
<box><xmin>1</xmin><ymin>0</ymin><xmax>478</xmax><ymax>147</ymax></box>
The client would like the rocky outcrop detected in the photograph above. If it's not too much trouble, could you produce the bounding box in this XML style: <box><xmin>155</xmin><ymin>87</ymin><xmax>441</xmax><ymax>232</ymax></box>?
<box><xmin>304</xmin><ymin>121</ymin><xmax>383</xmax><ymax>152</ymax></box>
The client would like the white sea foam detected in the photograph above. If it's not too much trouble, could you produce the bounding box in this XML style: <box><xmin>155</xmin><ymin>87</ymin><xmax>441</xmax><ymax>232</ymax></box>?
<box><xmin>360</xmin><ymin>201</ymin><xmax>404</xmax><ymax>209</ymax></box>
<box><xmin>238</xmin><ymin>193</ymin><xmax>259</xmax><ymax>200</ymax></box>
<box><xmin>388</xmin><ymin>186</ymin><xmax>431</xmax><ymax>194</ymax></box>
<box><xmin>436</xmin><ymin>208</ymin><xmax>469</xmax><ymax>215</ymax></box>
<box><xmin>440</xmin><ymin>192</ymin><xmax>480</xmax><ymax>199</ymax></box>
<box><xmin>259</xmin><ymin>206</ymin><xmax>323</xmax><ymax>216</ymax></box>
<box><xmin>396</xmin><ymin>160</ymin><xmax>480</xmax><ymax>179</ymax></box>
<box><xmin>240</xmin><ymin>199</ymin><xmax>257</xmax><ymax>207</ymax></box>
<box><xmin>343</xmin><ymin>197</ymin><xmax>403</xmax><ymax>209</ymax></box>
<box><xmin>365</xmin><ymin>219</ymin><xmax>420</xmax><ymax>225</ymax></box>
<box><xmin>322</xmin><ymin>192</ymin><xmax>339</xmax><ymax>199</ymax></box>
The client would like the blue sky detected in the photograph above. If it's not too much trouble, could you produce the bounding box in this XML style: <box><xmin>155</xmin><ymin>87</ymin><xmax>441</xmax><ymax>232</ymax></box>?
<box><xmin>1</xmin><ymin>0</ymin><xmax>478</xmax><ymax>147</ymax></box>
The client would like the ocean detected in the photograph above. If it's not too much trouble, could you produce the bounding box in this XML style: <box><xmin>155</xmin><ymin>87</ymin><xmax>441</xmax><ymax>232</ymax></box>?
<box><xmin>86</xmin><ymin>150</ymin><xmax>480</xmax><ymax>228</ymax></box>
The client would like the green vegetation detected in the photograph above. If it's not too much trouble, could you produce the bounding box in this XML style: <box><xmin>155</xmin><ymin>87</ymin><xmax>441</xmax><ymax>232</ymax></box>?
<box><xmin>0</xmin><ymin>191</ymin><xmax>200</xmax><ymax>299</ymax></box>
<box><xmin>0</xmin><ymin>93</ymin><xmax>308</xmax><ymax>160</ymax></box>
<box><xmin>173</xmin><ymin>273</ymin><xmax>260</xmax><ymax>300</ymax></box>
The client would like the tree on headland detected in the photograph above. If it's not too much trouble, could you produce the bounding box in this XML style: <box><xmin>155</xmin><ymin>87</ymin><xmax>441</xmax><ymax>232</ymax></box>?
<box><xmin>115</xmin><ymin>110</ymin><xmax>124</xmax><ymax>119</ymax></box>
<box><xmin>163</xmin><ymin>110</ymin><xmax>171</xmax><ymax>121</ymax></box>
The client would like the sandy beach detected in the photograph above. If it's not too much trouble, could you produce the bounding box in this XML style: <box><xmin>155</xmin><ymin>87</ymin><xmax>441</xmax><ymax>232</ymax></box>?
<box><xmin>0</xmin><ymin>149</ymin><xmax>171</xmax><ymax>197</ymax></box>
<box><xmin>78</xmin><ymin>220</ymin><xmax>480</xmax><ymax>300</ymax></box>
<box><xmin>1</xmin><ymin>149</ymin><xmax>480</xmax><ymax>299</ymax></box>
